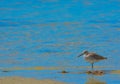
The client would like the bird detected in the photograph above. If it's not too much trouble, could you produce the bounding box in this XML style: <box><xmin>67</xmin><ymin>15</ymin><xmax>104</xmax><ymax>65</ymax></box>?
<box><xmin>77</xmin><ymin>50</ymin><xmax>107</xmax><ymax>70</ymax></box>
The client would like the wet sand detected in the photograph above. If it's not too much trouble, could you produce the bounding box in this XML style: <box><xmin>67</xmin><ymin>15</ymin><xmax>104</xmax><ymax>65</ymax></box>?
<box><xmin>0</xmin><ymin>77</ymin><xmax>66</xmax><ymax>84</ymax></box>
<box><xmin>86</xmin><ymin>78</ymin><xmax>106</xmax><ymax>84</ymax></box>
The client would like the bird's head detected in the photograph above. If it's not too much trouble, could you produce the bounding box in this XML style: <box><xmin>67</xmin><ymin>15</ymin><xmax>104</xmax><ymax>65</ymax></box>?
<box><xmin>78</xmin><ymin>50</ymin><xmax>89</xmax><ymax>57</ymax></box>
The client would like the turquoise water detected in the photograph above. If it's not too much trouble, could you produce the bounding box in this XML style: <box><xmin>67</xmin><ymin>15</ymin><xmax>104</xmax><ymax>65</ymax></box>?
<box><xmin>0</xmin><ymin>0</ymin><xmax>120</xmax><ymax>84</ymax></box>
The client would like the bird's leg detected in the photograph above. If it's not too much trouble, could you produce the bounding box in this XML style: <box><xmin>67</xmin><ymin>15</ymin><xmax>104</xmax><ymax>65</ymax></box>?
<box><xmin>91</xmin><ymin>63</ymin><xmax>94</xmax><ymax>71</ymax></box>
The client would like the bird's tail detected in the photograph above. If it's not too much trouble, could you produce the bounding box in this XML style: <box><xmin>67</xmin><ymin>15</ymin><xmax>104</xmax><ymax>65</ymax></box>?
<box><xmin>104</xmin><ymin>57</ymin><xmax>107</xmax><ymax>59</ymax></box>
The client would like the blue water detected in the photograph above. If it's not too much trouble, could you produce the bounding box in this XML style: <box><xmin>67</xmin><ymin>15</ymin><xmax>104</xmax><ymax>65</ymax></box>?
<box><xmin>0</xmin><ymin>0</ymin><xmax>120</xmax><ymax>84</ymax></box>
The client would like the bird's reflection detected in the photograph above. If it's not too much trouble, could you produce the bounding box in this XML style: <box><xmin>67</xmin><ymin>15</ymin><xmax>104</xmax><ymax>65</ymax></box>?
<box><xmin>85</xmin><ymin>75</ymin><xmax>106</xmax><ymax>84</ymax></box>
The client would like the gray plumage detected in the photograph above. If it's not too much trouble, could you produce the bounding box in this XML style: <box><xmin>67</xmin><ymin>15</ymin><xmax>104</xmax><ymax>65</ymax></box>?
<box><xmin>78</xmin><ymin>50</ymin><xmax>107</xmax><ymax>70</ymax></box>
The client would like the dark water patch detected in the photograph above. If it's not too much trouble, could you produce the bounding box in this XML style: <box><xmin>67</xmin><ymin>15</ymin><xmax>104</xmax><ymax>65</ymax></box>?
<box><xmin>0</xmin><ymin>21</ymin><xmax>19</xmax><ymax>27</ymax></box>
<box><xmin>2</xmin><ymin>70</ymin><xmax>10</xmax><ymax>73</ymax></box>
<box><xmin>0</xmin><ymin>20</ymin><xmax>38</xmax><ymax>27</ymax></box>
<box><xmin>111</xmin><ymin>25</ymin><xmax>120</xmax><ymax>28</ymax></box>
<box><xmin>37</xmin><ymin>49</ymin><xmax>62</xmax><ymax>53</ymax></box>
<box><xmin>88</xmin><ymin>20</ymin><xmax>120</xmax><ymax>24</ymax></box>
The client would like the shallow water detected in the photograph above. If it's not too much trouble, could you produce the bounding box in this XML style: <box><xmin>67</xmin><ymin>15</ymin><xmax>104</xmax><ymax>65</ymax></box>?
<box><xmin>0</xmin><ymin>0</ymin><xmax>120</xmax><ymax>84</ymax></box>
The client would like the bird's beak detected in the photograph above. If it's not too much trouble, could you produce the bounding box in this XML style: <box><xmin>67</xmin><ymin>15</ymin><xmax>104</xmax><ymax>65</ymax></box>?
<box><xmin>77</xmin><ymin>53</ymin><xmax>84</xmax><ymax>57</ymax></box>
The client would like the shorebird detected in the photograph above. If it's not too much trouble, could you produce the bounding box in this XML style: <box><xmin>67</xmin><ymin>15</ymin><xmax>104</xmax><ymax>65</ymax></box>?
<box><xmin>78</xmin><ymin>50</ymin><xmax>107</xmax><ymax>70</ymax></box>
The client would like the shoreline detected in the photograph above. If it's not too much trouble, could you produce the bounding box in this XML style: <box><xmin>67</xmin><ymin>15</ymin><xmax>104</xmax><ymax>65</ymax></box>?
<box><xmin>0</xmin><ymin>77</ymin><xmax>66</xmax><ymax>84</ymax></box>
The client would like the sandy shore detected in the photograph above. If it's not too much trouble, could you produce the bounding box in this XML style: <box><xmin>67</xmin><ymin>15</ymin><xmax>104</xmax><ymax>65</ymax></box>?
<box><xmin>0</xmin><ymin>77</ymin><xmax>66</xmax><ymax>84</ymax></box>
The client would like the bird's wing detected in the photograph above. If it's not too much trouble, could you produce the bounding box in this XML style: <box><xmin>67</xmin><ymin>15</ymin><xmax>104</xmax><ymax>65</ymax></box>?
<box><xmin>90</xmin><ymin>53</ymin><xmax>107</xmax><ymax>59</ymax></box>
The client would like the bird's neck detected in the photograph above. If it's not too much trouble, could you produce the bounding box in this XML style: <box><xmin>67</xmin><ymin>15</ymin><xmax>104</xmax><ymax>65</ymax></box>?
<box><xmin>83</xmin><ymin>53</ymin><xmax>89</xmax><ymax>57</ymax></box>
<box><xmin>84</xmin><ymin>53</ymin><xmax>89</xmax><ymax>55</ymax></box>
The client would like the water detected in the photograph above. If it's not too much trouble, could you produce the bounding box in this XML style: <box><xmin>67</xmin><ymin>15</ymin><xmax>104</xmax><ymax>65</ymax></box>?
<box><xmin>0</xmin><ymin>0</ymin><xmax>120</xmax><ymax>84</ymax></box>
